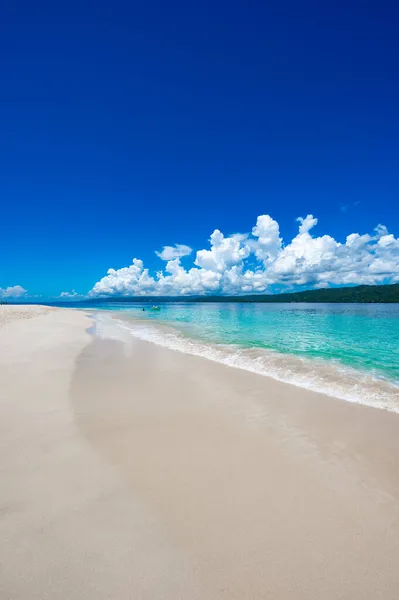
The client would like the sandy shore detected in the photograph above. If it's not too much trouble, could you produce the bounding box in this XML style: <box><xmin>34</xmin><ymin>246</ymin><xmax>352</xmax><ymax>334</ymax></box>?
<box><xmin>1</xmin><ymin>306</ymin><xmax>399</xmax><ymax>599</ymax></box>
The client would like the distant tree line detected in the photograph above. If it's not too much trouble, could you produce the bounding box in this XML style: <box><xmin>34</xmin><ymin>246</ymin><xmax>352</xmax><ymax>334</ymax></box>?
<box><xmin>195</xmin><ymin>283</ymin><xmax>399</xmax><ymax>303</ymax></box>
<box><xmin>73</xmin><ymin>283</ymin><xmax>399</xmax><ymax>304</ymax></box>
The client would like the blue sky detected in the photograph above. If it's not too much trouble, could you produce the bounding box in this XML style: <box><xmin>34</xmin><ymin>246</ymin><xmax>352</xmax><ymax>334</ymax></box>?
<box><xmin>1</xmin><ymin>0</ymin><xmax>398</xmax><ymax>298</ymax></box>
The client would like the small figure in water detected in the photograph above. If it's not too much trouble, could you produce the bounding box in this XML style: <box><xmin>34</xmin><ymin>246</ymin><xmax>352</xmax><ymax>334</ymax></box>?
<box><xmin>142</xmin><ymin>308</ymin><xmax>145</xmax><ymax>311</ymax></box>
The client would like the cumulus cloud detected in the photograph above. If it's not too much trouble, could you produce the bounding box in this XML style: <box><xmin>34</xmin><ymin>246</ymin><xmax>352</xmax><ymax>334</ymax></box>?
<box><xmin>195</xmin><ymin>231</ymin><xmax>250</xmax><ymax>272</ymax></box>
<box><xmin>297</xmin><ymin>214</ymin><xmax>318</xmax><ymax>235</ymax></box>
<box><xmin>0</xmin><ymin>285</ymin><xmax>27</xmax><ymax>298</ymax></box>
<box><xmin>155</xmin><ymin>244</ymin><xmax>192</xmax><ymax>261</ymax></box>
<box><xmin>251</xmin><ymin>214</ymin><xmax>282</xmax><ymax>263</ymax></box>
<box><xmin>89</xmin><ymin>214</ymin><xmax>399</xmax><ymax>297</ymax></box>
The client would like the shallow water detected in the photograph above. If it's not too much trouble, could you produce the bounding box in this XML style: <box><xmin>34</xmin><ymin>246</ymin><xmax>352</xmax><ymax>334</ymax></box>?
<box><xmin>87</xmin><ymin>302</ymin><xmax>399</xmax><ymax>411</ymax></box>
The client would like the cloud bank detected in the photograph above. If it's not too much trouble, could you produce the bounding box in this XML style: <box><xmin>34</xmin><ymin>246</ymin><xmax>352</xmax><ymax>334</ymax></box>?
<box><xmin>0</xmin><ymin>285</ymin><xmax>27</xmax><ymax>298</ymax></box>
<box><xmin>90</xmin><ymin>214</ymin><xmax>399</xmax><ymax>297</ymax></box>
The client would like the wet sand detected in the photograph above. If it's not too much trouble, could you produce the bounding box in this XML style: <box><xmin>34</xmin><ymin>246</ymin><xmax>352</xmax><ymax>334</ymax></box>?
<box><xmin>1</xmin><ymin>306</ymin><xmax>399</xmax><ymax>599</ymax></box>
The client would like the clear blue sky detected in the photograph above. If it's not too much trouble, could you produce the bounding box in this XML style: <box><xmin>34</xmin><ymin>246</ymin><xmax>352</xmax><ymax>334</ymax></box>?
<box><xmin>1</xmin><ymin>0</ymin><xmax>398</xmax><ymax>298</ymax></box>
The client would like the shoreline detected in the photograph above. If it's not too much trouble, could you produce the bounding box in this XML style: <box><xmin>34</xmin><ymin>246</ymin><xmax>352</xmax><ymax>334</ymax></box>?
<box><xmin>94</xmin><ymin>310</ymin><xmax>399</xmax><ymax>413</ymax></box>
<box><xmin>1</xmin><ymin>306</ymin><xmax>399</xmax><ymax>599</ymax></box>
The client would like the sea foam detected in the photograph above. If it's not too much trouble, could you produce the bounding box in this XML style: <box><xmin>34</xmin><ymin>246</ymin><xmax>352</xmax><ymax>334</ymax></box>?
<box><xmin>107</xmin><ymin>314</ymin><xmax>399</xmax><ymax>413</ymax></box>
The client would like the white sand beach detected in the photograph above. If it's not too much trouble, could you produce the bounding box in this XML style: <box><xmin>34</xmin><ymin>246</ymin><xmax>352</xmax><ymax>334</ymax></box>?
<box><xmin>1</xmin><ymin>305</ymin><xmax>399</xmax><ymax>599</ymax></box>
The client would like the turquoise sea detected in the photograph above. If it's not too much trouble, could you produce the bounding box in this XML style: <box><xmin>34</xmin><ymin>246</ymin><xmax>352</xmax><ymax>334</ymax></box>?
<box><xmin>84</xmin><ymin>302</ymin><xmax>399</xmax><ymax>412</ymax></box>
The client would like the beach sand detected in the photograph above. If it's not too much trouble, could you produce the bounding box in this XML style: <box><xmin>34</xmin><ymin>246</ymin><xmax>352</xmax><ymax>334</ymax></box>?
<box><xmin>1</xmin><ymin>306</ymin><xmax>399</xmax><ymax>599</ymax></box>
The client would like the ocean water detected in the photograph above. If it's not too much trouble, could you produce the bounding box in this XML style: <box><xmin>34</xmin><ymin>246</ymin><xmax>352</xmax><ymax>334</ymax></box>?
<box><xmin>85</xmin><ymin>302</ymin><xmax>399</xmax><ymax>412</ymax></box>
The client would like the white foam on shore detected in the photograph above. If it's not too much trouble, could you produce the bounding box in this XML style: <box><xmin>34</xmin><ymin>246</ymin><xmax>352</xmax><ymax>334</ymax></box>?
<box><xmin>95</xmin><ymin>312</ymin><xmax>399</xmax><ymax>413</ymax></box>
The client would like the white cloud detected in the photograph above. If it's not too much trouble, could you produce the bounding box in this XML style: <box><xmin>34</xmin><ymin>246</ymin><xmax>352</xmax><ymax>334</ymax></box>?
<box><xmin>195</xmin><ymin>230</ymin><xmax>250</xmax><ymax>272</ymax></box>
<box><xmin>155</xmin><ymin>244</ymin><xmax>192</xmax><ymax>261</ymax></box>
<box><xmin>0</xmin><ymin>285</ymin><xmax>27</xmax><ymax>298</ymax></box>
<box><xmin>60</xmin><ymin>289</ymin><xmax>80</xmax><ymax>298</ymax></box>
<box><xmin>250</xmin><ymin>215</ymin><xmax>282</xmax><ymax>263</ymax></box>
<box><xmin>89</xmin><ymin>214</ymin><xmax>399</xmax><ymax>297</ymax></box>
<box><xmin>297</xmin><ymin>214</ymin><xmax>318</xmax><ymax>235</ymax></box>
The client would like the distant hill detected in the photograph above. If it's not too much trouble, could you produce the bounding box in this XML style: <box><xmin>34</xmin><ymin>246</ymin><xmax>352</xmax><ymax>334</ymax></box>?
<box><xmin>71</xmin><ymin>282</ymin><xmax>399</xmax><ymax>304</ymax></box>
<box><xmin>196</xmin><ymin>283</ymin><xmax>399</xmax><ymax>303</ymax></box>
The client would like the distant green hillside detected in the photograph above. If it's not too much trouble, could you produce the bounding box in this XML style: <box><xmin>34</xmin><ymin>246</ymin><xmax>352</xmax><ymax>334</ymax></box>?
<box><xmin>196</xmin><ymin>283</ymin><xmax>399</xmax><ymax>303</ymax></box>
